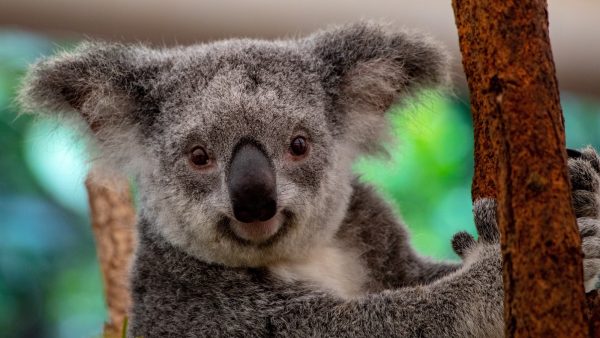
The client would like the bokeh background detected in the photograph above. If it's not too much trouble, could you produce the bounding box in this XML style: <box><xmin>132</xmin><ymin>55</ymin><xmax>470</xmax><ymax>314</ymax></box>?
<box><xmin>1</xmin><ymin>1</ymin><xmax>599</xmax><ymax>337</ymax></box>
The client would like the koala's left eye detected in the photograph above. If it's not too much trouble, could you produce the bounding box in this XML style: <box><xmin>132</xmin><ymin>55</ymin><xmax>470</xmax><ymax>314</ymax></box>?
<box><xmin>289</xmin><ymin>136</ymin><xmax>309</xmax><ymax>158</ymax></box>
<box><xmin>189</xmin><ymin>146</ymin><xmax>211</xmax><ymax>168</ymax></box>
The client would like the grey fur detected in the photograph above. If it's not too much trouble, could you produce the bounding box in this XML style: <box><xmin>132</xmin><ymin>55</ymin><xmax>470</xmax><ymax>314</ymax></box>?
<box><xmin>569</xmin><ymin>147</ymin><xmax>600</xmax><ymax>291</ymax></box>
<box><xmin>128</xmin><ymin>183</ymin><xmax>502</xmax><ymax>337</ymax></box>
<box><xmin>17</xmin><ymin>22</ymin><xmax>598</xmax><ymax>336</ymax></box>
<box><xmin>570</xmin><ymin>146</ymin><xmax>600</xmax><ymax>219</ymax></box>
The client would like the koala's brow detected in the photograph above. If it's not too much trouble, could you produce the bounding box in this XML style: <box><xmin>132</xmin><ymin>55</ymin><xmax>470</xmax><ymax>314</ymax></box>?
<box><xmin>180</xmin><ymin>134</ymin><xmax>208</xmax><ymax>152</ymax></box>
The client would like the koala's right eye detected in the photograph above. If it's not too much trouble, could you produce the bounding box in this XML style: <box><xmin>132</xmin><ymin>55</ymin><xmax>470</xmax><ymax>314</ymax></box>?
<box><xmin>188</xmin><ymin>146</ymin><xmax>211</xmax><ymax>168</ymax></box>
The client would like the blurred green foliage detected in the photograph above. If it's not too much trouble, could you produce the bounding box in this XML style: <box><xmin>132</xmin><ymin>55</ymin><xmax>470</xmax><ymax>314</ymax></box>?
<box><xmin>0</xmin><ymin>31</ymin><xmax>599</xmax><ymax>338</ymax></box>
<box><xmin>355</xmin><ymin>95</ymin><xmax>475</xmax><ymax>258</ymax></box>
<box><xmin>0</xmin><ymin>32</ymin><xmax>104</xmax><ymax>338</ymax></box>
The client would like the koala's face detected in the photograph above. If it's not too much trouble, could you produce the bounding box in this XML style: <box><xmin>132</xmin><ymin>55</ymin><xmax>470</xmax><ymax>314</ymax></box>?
<box><xmin>21</xmin><ymin>23</ymin><xmax>448</xmax><ymax>266</ymax></box>
<box><xmin>144</xmin><ymin>44</ymin><xmax>354</xmax><ymax>266</ymax></box>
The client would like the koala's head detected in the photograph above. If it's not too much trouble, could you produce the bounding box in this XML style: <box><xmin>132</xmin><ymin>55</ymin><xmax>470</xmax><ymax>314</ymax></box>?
<box><xmin>20</xmin><ymin>23</ymin><xmax>448</xmax><ymax>267</ymax></box>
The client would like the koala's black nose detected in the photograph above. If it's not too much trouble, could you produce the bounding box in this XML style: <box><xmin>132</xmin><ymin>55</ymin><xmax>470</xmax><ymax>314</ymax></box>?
<box><xmin>227</xmin><ymin>141</ymin><xmax>277</xmax><ymax>223</ymax></box>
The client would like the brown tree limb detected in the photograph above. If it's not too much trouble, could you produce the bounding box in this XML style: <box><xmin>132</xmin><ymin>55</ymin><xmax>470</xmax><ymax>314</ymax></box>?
<box><xmin>452</xmin><ymin>0</ymin><xmax>592</xmax><ymax>336</ymax></box>
<box><xmin>85</xmin><ymin>172</ymin><xmax>136</xmax><ymax>337</ymax></box>
<box><xmin>587</xmin><ymin>289</ymin><xmax>600</xmax><ymax>337</ymax></box>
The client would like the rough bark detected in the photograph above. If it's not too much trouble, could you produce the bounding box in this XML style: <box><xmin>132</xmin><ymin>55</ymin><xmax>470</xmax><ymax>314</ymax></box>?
<box><xmin>85</xmin><ymin>172</ymin><xmax>136</xmax><ymax>337</ymax></box>
<box><xmin>588</xmin><ymin>290</ymin><xmax>600</xmax><ymax>337</ymax></box>
<box><xmin>452</xmin><ymin>0</ymin><xmax>592</xmax><ymax>337</ymax></box>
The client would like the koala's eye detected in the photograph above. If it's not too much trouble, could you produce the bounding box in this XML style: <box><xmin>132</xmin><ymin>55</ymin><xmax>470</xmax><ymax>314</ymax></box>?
<box><xmin>289</xmin><ymin>136</ymin><xmax>309</xmax><ymax>157</ymax></box>
<box><xmin>189</xmin><ymin>146</ymin><xmax>211</xmax><ymax>168</ymax></box>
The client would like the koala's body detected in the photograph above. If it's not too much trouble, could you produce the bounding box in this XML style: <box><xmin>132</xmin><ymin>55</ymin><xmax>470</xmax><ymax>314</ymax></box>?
<box><xmin>19</xmin><ymin>23</ymin><xmax>600</xmax><ymax>337</ymax></box>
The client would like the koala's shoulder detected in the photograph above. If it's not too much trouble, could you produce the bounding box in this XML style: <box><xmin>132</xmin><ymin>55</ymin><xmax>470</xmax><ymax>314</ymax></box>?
<box><xmin>334</xmin><ymin>180</ymin><xmax>414</xmax><ymax>289</ymax></box>
<box><xmin>342</xmin><ymin>179</ymin><xmax>405</xmax><ymax>232</ymax></box>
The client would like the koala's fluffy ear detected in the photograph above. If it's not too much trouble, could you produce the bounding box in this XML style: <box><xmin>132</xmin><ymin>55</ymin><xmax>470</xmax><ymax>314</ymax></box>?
<box><xmin>306</xmin><ymin>22</ymin><xmax>449</xmax><ymax>152</ymax></box>
<box><xmin>19</xmin><ymin>42</ymin><xmax>168</xmax><ymax>170</ymax></box>
<box><xmin>20</xmin><ymin>42</ymin><xmax>167</xmax><ymax>131</ymax></box>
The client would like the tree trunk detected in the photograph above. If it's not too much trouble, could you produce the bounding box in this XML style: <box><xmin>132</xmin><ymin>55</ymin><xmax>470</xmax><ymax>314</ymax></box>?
<box><xmin>451</xmin><ymin>0</ymin><xmax>594</xmax><ymax>336</ymax></box>
<box><xmin>85</xmin><ymin>172</ymin><xmax>136</xmax><ymax>337</ymax></box>
<box><xmin>588</xmin><ymin>290</ymin><xmax>600</xmax><ymax>336</ymax></box>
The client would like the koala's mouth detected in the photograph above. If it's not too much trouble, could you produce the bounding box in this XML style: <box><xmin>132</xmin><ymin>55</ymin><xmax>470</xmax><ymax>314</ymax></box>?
<box><xmin>217</xmin><ymin>209</ymin><xmax>295</xmax><ymax>247</ymax></box>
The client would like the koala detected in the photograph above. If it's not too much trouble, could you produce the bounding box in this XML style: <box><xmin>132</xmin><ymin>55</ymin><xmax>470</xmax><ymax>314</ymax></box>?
<box><xmin>18</xmin><ymin>22</ymin><xmax>600</xmax><ymax>337</ymax></box>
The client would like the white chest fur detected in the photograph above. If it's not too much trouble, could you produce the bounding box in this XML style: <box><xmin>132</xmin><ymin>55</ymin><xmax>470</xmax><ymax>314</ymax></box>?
<box><xmin>268</xmin><ymin>245</ymin><xmax>367</xmax><ymax>299</ymax></box>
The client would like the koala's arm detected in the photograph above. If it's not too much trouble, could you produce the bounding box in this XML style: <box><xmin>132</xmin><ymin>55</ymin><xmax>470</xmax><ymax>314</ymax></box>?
<box><xmin>344</xmin><ymin>144</ymin><xmax>600</xmax><ymax>296</ymax></box>
<box><xmin>129</xmin><ymin>207</ymin><xmax>503</xmax><ymax>338</ymax></box>
<box><xmin>272</xmin><ymin>201</ymin><xmax>503</xmax><ymax>337</ymax></box>
<box><xmin>352</xmin><ymin>145</ymin><xmax>600</xmax><ymax>293</ymax></box>
<box><xmin>271</xmin><ymin>251</ymin><xmax>502</xmax><ymax>337</ymax></box>
<box><xmin>338</xmin><ymin>181</ymin><xmax>462</xmax><ymax>290</ymax></box>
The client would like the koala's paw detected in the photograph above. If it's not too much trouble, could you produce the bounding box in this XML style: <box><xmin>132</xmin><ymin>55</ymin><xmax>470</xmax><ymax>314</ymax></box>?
<box><xmin>568</xmin><ymin>147</ymin><xmax>600</xmax><ymax>219</ymax></box>
<box><xmin>452</xmin><ymin>198</ymin><xmax>499</xmax><ymax>259</ymax></box>
<box><xmin>566</xmin><ymin>147</ymin><xmax>600</xmax><ymax>291</ymax></box>
<box><xmin>579</xmin><ymin>218</ymin><xmax>600</xmax><ymax>292</ymax></box>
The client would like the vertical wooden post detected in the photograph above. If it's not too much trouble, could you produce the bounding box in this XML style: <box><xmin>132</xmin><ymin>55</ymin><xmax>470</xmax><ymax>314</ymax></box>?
<box><xmin>86</xmin><ymin>172</ymin><xmax>135</xmax><ymax>337</ymax></box>
<box><xmin>451</xmin><ymin>0</ymin><xmax>591</xmax><ymax>336</ymax></box>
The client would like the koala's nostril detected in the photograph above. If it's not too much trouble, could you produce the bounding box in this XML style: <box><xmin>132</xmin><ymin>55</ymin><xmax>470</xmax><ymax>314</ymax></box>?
<box><xmin>233</xmin><ymin>207</ymin><xmax>254</xmax><ymax>224</ymax></box>
<box><xmin>233</xmin><ymin>197</ymin><xmax>277</xmax><ymax>223</ymax></box>
<box><xmin>258</xmin><ymin>199</ymin><xmax>277</xmax><ymax>221</ymax></box>
<box><xmin>228</xmin><ymin>141</ymin><xmax>278</xmax><ymax>223</ymax></box>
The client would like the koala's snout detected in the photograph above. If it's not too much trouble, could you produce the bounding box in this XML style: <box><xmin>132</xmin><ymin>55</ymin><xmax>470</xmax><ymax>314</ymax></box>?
<box><xmin>227</xmin><ymin>141</ymin><xmax>277</xmax><ymax>223</ymax></box>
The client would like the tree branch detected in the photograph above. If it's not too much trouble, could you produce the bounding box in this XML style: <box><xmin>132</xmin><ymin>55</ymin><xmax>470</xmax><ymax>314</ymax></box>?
<box><xmin>86</xmin><ymin>172</ymin><xmax>135</xmax><ymax>336</ymax></box>
<box><xmin>452</xmin><ymin>0</ymin><xmax>592</xmax><ymax>336</ymax></box>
